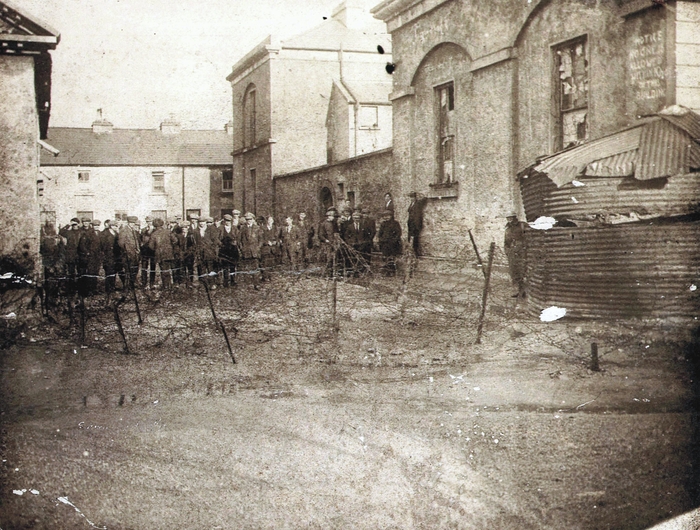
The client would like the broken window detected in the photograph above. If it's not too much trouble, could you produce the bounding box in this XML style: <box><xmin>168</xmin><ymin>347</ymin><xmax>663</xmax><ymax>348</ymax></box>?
<box><xmin>436</xmin><ymin>82</ymin><xmax>455</xmax><ymax>184</ymax></box>
<box><xmin>554</xmin><ymin>37</ymin><xmax>588</xmax><ymax>150</ymax></box>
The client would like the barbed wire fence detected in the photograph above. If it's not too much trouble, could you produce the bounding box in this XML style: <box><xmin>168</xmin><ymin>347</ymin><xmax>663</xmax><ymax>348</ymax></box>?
<box><xmin>16</xmin><ymin>232</ymin><xmax>687</xmax><ymax>375</ymax></box>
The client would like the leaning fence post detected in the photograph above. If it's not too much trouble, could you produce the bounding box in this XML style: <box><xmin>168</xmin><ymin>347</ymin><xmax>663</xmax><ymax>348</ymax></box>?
<box><xmin>202</xmin><ymin>280</ymin><xmax>236</xmax><ymax>364</ymax></box>
<box><xmin>112</xmin><ymin>296</ymin><xmax>131</xmax><ymax>355</ymax></box>
<box><xmin>475</xmin><ymin>242</ymin><xmax>496</xmax><ymax>345</ymax></box>
<box><xmin>469</xmin><ymin>229</ymin><xmax>486</xmax><ymax>279</ymax></box>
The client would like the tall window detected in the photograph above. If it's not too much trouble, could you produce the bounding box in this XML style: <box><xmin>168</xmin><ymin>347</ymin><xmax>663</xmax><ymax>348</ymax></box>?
<box><xmin>222</xmin><ymin>168</ymin><xmax>233</xmax><ymax>192</ymax></box>
<box><xmin>152</xmin><ymin>171</ymin><xmax>165</xmax><ymax>193</ymax></box>
<box><xmin>436</xmin><ymin>83</ymin><xmax>455</xmax><ymax>184</ymax></box>
<box><xmin>243</xmin><ymin>85</ymin><xmax>256</xmax><ymax>148</ymax></box>
<box><xmin>554</xmin><ymin>36</ymin><xmax>589</xmax><ymax>150</ymax></box>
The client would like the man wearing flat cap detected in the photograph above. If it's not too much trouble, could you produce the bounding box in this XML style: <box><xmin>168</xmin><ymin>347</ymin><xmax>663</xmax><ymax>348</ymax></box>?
<box><xmin>218</xmin><ymin>213</ymin><xmax>239</xmax><ymax>287</ymax></box>
<box><xmin>237</xmin><ymin>212</ymin><xmax>262</xmax><ymax>289</ymax></box>
<box><xmin>148</xmin><ymin>217</ymin><xmax>175</xmax><ymax>289</ymax></box>
<box><xmin>318</xmin><ymin>208</ymin><xmax>339</xmax><ymax>276</ymax></box>
<box><xmin>378</xmin><ymin>209</ymin><xmax>402</xmax><ymax>276</ymax></box>
<box><xmin>140</xmin><ymin>216</ymin><xmax>156</xmax><ymax>289</ymax></box>
<box><xmin>118</xmin><ymin>216</ymin><xmax>141</xmax><ymax>289</ymax></box>
<box><xmin>77</xmin><ymin>219</ymin><xmax>103</xmax><ymax>296</ymax></box>
<box><xmin>407</xmin><ymin>191</ymin><xmax>428</xmax><ymax>257</ymax></box>
<box><xmin>61</xmin><ymin>217</ymin><xmax>82</xmax><ymax>295</ymax></box>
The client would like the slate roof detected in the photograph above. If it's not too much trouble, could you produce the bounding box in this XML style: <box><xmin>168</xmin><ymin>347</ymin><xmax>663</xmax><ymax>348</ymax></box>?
<box><xmin>281</xmin><ymin>18</ymin><xmax>390</xmax><ymax>53</ymax></box>
<box><xmin>40</xmin><ymin>128</ymin><xmax>233</xmax><ymax>167</ymax></box>
<box><xmin>341</xmin><ymin>79</ymin><xmax>393</xmax><ymax>105</ymax></box>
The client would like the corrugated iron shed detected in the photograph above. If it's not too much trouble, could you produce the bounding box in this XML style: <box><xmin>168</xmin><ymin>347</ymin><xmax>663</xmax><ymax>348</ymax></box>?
<box><xmin>524</xmin><ymin>222</ymin><xmax>700</xmax><ymax>319</ymax></box>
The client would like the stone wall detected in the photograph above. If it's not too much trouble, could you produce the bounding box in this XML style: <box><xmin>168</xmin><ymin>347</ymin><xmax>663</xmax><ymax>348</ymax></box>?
<box><xmin>0</xmin><ymin>55</ymin><xmax>41</xmax><ymax>279</ymax></box>
<box><xmin>274</xmin><ymin>148</ymin><xmax>394</xmax><ymax>230</ymax></box>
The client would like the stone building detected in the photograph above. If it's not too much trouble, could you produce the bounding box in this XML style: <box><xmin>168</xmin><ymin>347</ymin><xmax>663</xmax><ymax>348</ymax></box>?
<box><xmin>39</xmin><ymin>119</ymin><xmax>233</xmax><ymax>226</ymax></box>
<box><xmin>0</xmin><ymin>0</ymin><xmax>59</xmax><ymax>279</ymax></box>
<box><xmin>326</xmin><ymin>77</ymin><xmax>393</xmax><ymax>163</ymax></box>
<box><xmin>226</xmin><ymin>0</ymin><xmax>392</xmax><ymax>218</ymax></box>
<box><xmin>371</xmin><ymin>0</ymin><xmax>700</xmax><ymax>257</ymax></box>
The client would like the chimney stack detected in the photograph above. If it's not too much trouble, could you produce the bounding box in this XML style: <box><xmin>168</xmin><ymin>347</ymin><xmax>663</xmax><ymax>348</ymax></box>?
<box><xmin>92</xmin><ymin>108</ymin><xmax>113</xmax><ymax>134</ymax></box>
<box><xmin>160</xmin><ymin>118</ymin><xmax>181</xmax><ymax>135</ymax></box>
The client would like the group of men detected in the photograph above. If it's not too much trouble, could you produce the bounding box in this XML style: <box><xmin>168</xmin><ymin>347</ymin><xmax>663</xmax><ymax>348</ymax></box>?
<box><xmin>39</xmin><ymin>192</ymin><xmax>426</xmax><ymax>302</ymax></box>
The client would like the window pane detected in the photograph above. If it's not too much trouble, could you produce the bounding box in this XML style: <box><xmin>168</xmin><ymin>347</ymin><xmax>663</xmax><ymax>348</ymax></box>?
<box><xmin>358</xmin><ymin>106</ymin><xmax>378</xmax><ymax>128</ymax></box>
<box><xmin>562</xmin><ymin>109</ymin><xmax>588</xmax><ymax>148</ymax></box>
<box><xmin>78</xmin><ymin>171</ymin><xmax>90</xmax><ymax>183</ymax></box>
<box><xmin>152</xmin><ymin>171</ymin><xmax>165</xmax><ymax>192</ymax></box>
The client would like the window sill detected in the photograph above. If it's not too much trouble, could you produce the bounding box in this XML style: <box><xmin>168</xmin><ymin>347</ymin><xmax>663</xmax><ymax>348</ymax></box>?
<box><xmin>221</xmin><ymin>190</ymin><xmax>234</xmax><ymax>194</ymax></box>
<box><xmin>428</xmin><ymin>181</ymin><xmax>458</xmax><ymax>199</ymax></box>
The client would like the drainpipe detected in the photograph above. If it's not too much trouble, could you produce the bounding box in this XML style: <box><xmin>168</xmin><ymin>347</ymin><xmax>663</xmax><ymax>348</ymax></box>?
<box><xmin>181</xmin><ymin>167</ymin><xmax>185</xmax><ymax>219</ymax></box>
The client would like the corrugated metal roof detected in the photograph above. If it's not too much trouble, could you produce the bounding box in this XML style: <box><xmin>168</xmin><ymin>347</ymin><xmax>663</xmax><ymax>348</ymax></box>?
<box><xmin>534</xmin><ymin>126</ymin><xmax>644</xmax><ymax>186</ymax></box>
<box><xmin>659</xmin><ymin>106</ymin><xmax>700</xmax><ymax>140</ymax></box>
<box><xmin>524</xmin><ymin>222</ymin><xmax>700</xmax><ymax>319</ymax></box>
<box><xmin>40</xmin><ymin>128</ymin><xmax>233</xmax><ymax>167</ymax></box>
<box><xmin>531</xmin><ymin>108</ymin><xmax>700</xmax><ymax>187</ymax></box>
<box><xmin>636</xmin><ymin>118</ymin><xmax>697</xmax><ymax>180</ymax></box>
<box><xmin>585</xmin><ymin>149</ymin><xmax>636</xmax><ymax>177</ymax></box>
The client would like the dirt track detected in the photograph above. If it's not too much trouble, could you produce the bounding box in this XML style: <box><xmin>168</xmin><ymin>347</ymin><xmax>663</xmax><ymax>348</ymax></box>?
<box><xmin>1</xmin><ymin>272</ymin><xmax>698</xmax><ymax>529</ymax></box>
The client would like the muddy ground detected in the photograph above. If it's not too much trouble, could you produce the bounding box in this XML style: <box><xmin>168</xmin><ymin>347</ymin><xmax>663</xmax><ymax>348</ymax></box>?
<box><xmin>0</xmin><ymin>267</ymin><xmax>699</xmax><ymax>529</ymax></box>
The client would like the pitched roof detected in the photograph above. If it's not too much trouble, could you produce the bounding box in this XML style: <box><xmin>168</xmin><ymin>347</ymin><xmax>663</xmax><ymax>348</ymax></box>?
<box><xmin>40</xmin><ymin>128</ymin><xmax>233</xmax><ymax>167</ymax></box>
<box><xmin>342</xmin><ymin>78</ymin><xmax>393</xmax><ymax>105</ymax></box>
<box><xmin>281</xmin><ymin>18</ymin><xmax>390</xmax><ymax>53</ymax></box>
<box><xmin>0</xmin><ymin>0</ymin><xmax>60</xmax><ymax>47</ymax></box>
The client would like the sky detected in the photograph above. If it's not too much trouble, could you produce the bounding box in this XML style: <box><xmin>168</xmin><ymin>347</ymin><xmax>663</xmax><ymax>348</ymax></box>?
<box><xmin>18</xmin><ymin>0</ymin><xmax>382</xmax><ymax>130</ymax></box>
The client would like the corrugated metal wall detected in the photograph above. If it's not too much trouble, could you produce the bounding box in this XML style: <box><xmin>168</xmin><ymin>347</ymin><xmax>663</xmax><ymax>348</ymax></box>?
<box><xmin>521</xmin><ymin>172</ymin><xmax>700</xmax><ymax>221</ymax></box>
<box><xmin>524</xmin><ymin>222</ymin><xmax>700</xmax><ymax>319</ymax></box>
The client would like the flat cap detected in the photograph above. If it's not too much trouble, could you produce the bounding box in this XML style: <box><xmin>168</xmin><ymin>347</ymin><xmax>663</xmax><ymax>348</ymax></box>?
<box><xmin>70</xmin><ymin>218</ymin><xmax>80</xmax><ymax>225</ymax></box>
<box><xmin>126</xmin><ymin>216</ymin><xmax>138</xmax><ymax>223</ymax></box>
<box><xmin>91</xmin><ymin>219</ymin><xmax>101</xmax><ymax>226</ymax></box>
<box><xmin>189</xmin><ymin>214</ymin><xmax>199</xmax><ymax>220</ymax></box>
<box><xmin>223</xmin><ymin>214</ymin><xmax>233</xmax><ymax>221</ymax></box>
<box><xmin>81</xmin><ymin>217</ymin><xmax>91</xmax><ymax>223</ymax></box>
<box><xmin>232</xmin><ymin>209</ymin><xmax>241</xmax><ymax>215</ymax></box>
<box><xmin>244</xmin><ymin>212</ymin><xmax>254</xmax><ymax>220</ymax></box>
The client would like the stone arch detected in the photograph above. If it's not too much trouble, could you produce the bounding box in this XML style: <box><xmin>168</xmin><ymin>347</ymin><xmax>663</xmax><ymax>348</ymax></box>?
<box><xmin>410</xmin><ymin>42</ymin><xmax>471</xmax><ymax>88</ymax></box>
<box><xmin>512</xmin><ymin>0</ymin><xmax>552</xmax><ymax>49</ymax></box>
